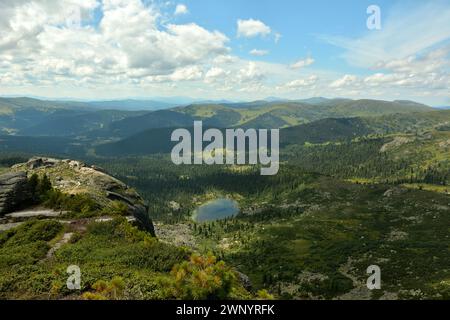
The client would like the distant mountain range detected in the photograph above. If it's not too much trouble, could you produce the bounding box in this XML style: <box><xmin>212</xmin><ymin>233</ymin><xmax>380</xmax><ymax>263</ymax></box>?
<box><xmin>434</xmin><ymin>106</ymin><xmax>450</xmax><ymax>110</ymax></box>
<box><xmin>95</xmin><ymin>109</ymin><xmax>450</xmax><ymax>157</ymax></box>
<box><xmin>0</xmin><ymin>97</ymin><xmax>433</xmax><ymax>137</ymax></box>
<box><xmin>87</xmin><ymin>100</ymin><xmax>175</xmax><ymax>111</ymax></box>
<box><xmin>1</xmin><ymin>95</ymin><xmax>449</xmax><ymax>159</ymax></box>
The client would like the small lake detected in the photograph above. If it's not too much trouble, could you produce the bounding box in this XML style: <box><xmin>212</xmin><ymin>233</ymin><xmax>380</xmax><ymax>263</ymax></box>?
<box><xmin>193</xmin><ymin>198</ymin><xmax>239</xmax><ymax>222</ymax></box>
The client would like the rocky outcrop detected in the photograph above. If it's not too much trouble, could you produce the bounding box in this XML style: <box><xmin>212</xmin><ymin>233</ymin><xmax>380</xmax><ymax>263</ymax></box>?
<box><xmin>0</xmin><ymin>171</ymin><xmax>32</xmax><ymax>215</ymax></box>
<box><xmin>380</xmin><ymin>136</ymin><xmax>414</xmax><ymax>153</ymax></box>
<box><xmin>9</xmin><ymin>157</ymin><xmax>155</xmax><ymax>235</ymax></box>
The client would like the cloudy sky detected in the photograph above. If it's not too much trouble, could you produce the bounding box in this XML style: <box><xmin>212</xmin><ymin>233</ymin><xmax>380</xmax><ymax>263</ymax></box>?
<box><xmin>0</xmin><ymin>0</ymin><xmax>449</xmax><ymax>105</ymax></box>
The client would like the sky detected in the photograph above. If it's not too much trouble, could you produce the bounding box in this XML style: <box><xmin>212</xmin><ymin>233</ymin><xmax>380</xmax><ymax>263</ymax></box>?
<box><xmin>0</xmin><ymin>0</ymin><xmax>449</xmax><ymax>105</ymax></box>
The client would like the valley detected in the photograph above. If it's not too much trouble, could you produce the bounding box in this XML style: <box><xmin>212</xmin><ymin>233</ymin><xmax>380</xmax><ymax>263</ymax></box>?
<box><xmin>0</xmin><ymin>97</ymin><xmax>449</xmax><ymax>300</ymax></box>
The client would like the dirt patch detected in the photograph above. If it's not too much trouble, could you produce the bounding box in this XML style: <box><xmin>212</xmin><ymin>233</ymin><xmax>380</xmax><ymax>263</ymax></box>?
<box><xmin>154</xmin><ymin>222</ymin><xmax>197</xmax><ymax>249</ymax></box>
<box><xmin>380</xmin><ymin>136</ymin><xmax>414</xmax><ymax>153</ymax></box>
<box><xmin>45</xmin><ymin>232</ymin><xmax>73</xmax><ymax>259</ymax></box>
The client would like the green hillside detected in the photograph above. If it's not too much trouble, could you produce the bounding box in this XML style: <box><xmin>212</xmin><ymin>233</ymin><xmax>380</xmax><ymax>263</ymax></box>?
<box><xmin>95</xmin><ymin>127</ymin><xmax>179</xmax><ymax>156</ymax></box>
<box><xmin>21</xmin><ymin>110</ymin><xmax>147</xmax><ymax>137</ymax></box>
<box><xmin>0</xmin><ymin>98</ymin><xmax>93</xmax><ymax>134</ymax></box>
<box><xmin>177</xmin><ymin>99</ymin><xmax>432</xmax><ymax>129</ymax></box>
<box><xmin>0</xmin><ymin>135</ymin><xmax>84</xmax><ymax>156</ymax></box>
<box><xmin>94</xmin><ymin>109</ymin><xmax>450</xmax><ymax>158</ymax></box>
<box><xmin>0</xmin><ymin>97</ymin><xmax>434</xmax><ymax>138</ymax></box>
<box><xmin>281</xmin><ymin>110</ymin><xmax>450</xmax><ymax>147</ymax></box>
<box><xmin>0</xmin><ymin>97</ymin><xmax>91</xmax><ymax>115</ymax></box>
<box><xmin>106</xmin><ymin>110</ymin><xmax>196</xmax><ymax>138</ymax></box>
<box><xmin>0</xmin><ymin>98</ymin><xmax>171</xmax><ymax>136</ymax></box>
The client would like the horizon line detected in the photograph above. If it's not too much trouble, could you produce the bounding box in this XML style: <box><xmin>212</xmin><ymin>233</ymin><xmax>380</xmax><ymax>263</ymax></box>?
<box><xmin>0</xmin><ymin>95</ymin><xmax>444</xmax><ymax>107</ymax></box>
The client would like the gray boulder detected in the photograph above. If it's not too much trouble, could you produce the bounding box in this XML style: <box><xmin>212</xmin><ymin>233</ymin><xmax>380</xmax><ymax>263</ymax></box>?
<box><xmin>0</xmin><ymin>171</ymin><xmax>32</xmax><ymax>215</ymax></box>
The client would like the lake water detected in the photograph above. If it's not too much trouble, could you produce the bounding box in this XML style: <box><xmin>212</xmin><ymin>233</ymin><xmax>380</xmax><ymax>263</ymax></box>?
<box><xmin>193</xmin><ymin>198</ymin><xmax>239</xmax><ymax>222</ymax></box>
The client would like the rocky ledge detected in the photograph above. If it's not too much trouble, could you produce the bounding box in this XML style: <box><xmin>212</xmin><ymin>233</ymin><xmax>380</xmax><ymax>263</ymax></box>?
<box><xmin>0</xmin><ymin>171</ymin><xmax>31</xmax><ymax>215</ymax></box>
<box><xmin>2</xmin><ymin>157</ymin><xmax>154</xmax><ymax>235</ymax></box>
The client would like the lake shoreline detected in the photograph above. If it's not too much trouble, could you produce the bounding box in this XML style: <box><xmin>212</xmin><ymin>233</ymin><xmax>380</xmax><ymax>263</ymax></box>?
<box><xmin>192</xmin><ymin>198</ymin><xmax>239</xmax><ymax>223</ymax></box>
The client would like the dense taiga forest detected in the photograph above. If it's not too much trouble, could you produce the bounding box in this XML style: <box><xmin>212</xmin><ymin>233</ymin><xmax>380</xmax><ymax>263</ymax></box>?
<box><xmin>0</xmin><ymin>97</ymin><xmax>449</xmax><ymax>299</ymax></box>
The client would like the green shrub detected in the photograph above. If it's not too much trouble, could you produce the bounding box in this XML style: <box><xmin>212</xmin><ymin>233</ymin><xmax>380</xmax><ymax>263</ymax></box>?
<box><xmin>26</xmin><ymin>174</ymin><xmax>100</xmax><ymax>215</ymax></box>
<box><xmin>37</xmin><ymin>174</ymin><xmax>52</xmax><ymax>197</ymax></box>
<box><xmin>168</xmin><ymin>253</ymin><xmax>242</xmax><ymax>300</ymax></box>
<box><xmin>83</xmin><ymin>277</ymin><xmax>125</xmax><ymax>300</ymax></box>
<box><xmin>1</xmin><ymin>220</ymin><xmax>62</xmax><ymax>246</ymax></box>
<box><xmin>298</xmin><ymin>273</ymin><xmax>354</xmax><ymax>299</ymax></box>
<box><xmin>56</xmin><ymin>219</ymin><xmax>187</xmax><ymax>273</ymax></box>
<box><xmin>69</xmin><ymin>232</ymin><xmax>83</xmax><ymax>244</ymax></box>
<box><xmin>108</xmin><ymin>201</ymin><xmax>130</xmax><ymax>216</ymax></box>
<box><xmin>256</xmin><ymin>289</ymin><xmax>274</xmax><ymax>300</ymax></box>
<box><xmin>0</xmin><ymin>220</ymin><xmax>62</xmax><ymax>270</ymax></box>
<box><xmin>43</xmin><ymin>189</ymin><xmax>99</xmax><ymax>214</ymax></box>
<box><xmin>0</xmin><ymin>242</ymin><xmax>50</xmax><ymax>268</ymax></box>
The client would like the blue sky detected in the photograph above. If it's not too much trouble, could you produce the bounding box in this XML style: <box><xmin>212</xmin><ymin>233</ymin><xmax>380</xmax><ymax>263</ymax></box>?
<box><xmin>0</xmin><ymin>0</ymin><xmax>449</xmax><ymax>105</ymax></box>
<box><xmin>176</xmin><ymin>0</ymin><xmax>375</xmax><ymax>66</ymax></box>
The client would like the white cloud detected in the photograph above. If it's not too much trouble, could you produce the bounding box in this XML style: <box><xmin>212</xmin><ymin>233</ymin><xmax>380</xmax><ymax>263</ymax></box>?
<box><xmin>363</xmin><ymin>46</ymin><xmax>450</xmax><ymax>90</ymax></box>
<box><xmin>212</xmin><ymin>55</ymin><xmax>238</xmax><ymax>64</ymax></box>
<box><xmin>237</xmin><ymin>62</ymin><xmax>265</xmax><ymax>83</ymax></box>
<box><xmin>237</xmin><ymin>19</ymin><xmax>271</xmax><ymax>38</ymax></box>
<box><xmin>171</xmin><ymin>66</ymin><xmax>202</xmax><ymax>81</ymax></box>
<box><xmin>204</xmin><ymin>67</ymin><xmax>229</xmax><ymax>83</ymax></box>
<box><xmin>249</xmin><ymin>49</ymin><xmax>269</xmax><ymax>56</ymax></box>
<box><xmin>283</xmin><ymin>75</ymin><xmax>318</xmax><ymax>89</ymax></box>
<box><xmin>0</xmin><ymin>0</ymin><xmax>229</xmax><ymax>87</ymax></box>
<box><xmin>205</xmin><ymin>67</ymin><xmax>226</xmax><ymax>78</ymax></box>
<box><xmin>0</xmin><ymin>1</ymin><xmax>448</xmax><ymax>105</ymax></box>
<box><xmin>374</xmin><ymin>46</ymin><xmax>450</xmax><ymax>75</ymax></box>
<box><xmin>174</xmin><ymin>4</ymin><xmax>188</xmax><ymax>15</ymax></box>
<box><xmin>324</xmin><ymin>46</ymin><xmax>450</xmax><ymax>101</ymax></box>
<box><xmin>329</xmin><ymin>74</ymin><xmax>358</xmax><ymax>88</ymax></box>
<box><xmin>290</xmin><ymin>57</ymin><xmax>315</xmax><ymax>69</ymax></box>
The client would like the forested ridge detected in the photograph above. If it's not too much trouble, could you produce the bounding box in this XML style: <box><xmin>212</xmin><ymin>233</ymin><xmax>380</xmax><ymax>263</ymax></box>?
<box><xmin>0</xmin><ymin>99</ymin><xmax>449</xmax><ymax>300</ymax></box>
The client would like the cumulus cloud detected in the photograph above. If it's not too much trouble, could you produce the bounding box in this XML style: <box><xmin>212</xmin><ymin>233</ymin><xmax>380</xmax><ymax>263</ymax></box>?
<box><xmin>324</xmin><ymin>45</ymin><xmax>449</xmax><ymax>101</ymax></box>
<box><xmin>237</xmin><ymin>19</ymin><xmax>271</xmax><ymax>38</ymax></box>
<box><xmin>152</xmin><ymin>65</ymin><xmax>203</xmax><ymax>82</ymax></box>
<box><xmin>0</xmin><ymin>0</ymin><xmax>448</xmax><ymax>104</ymax></box>
<box><xmin>0</xmin><ymin>0</ymin><xmax>229</xmax><ymax>88</ymax></box>
<box><xmin>363</xmin><ymin>46</ymin><xmax>450</xmax><ymax>90</ymax></box>
<box><xmin>290</xmin><ymin>57</ymin><xmax>315</xmax><ymax>69</ymax></box>
<box><xmin>237</xmin><ymin>62</ymin><xmax>265</xmax><ymax>83</ymax></box>
<box><xmin>284</xmin><ymin>75</ymin><xmax>318</xmax><ymax>89</ymax></box>
<box><xmin>122</xmin><ymin>22</ymin><xmax>229</xmax><ymax>73</ymax></box>
<box><xmin>329</xmin><ymin>74</ymin><xmax>358</xmax><ymax>88</ymax></box>
<box><xmin>204</xmin><ymin>67</ymin><xmax>229</xmax><ymax>83</ymax></box>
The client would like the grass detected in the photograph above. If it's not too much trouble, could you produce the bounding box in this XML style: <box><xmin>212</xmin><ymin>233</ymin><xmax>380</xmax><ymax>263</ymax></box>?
<box><xmin>0</xmin><ymin>218</ymin><xmax>180</xmax><ymax>299</ymax></box>
<box><xmin>402</xmin><ymin>183</ymin><xmax>450</xmax><ymax>194</ymax></box>
<box><xmin>0</xmin><ymin>217</ymin><xmax>252</xmax><ymax>300</ymax></box>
